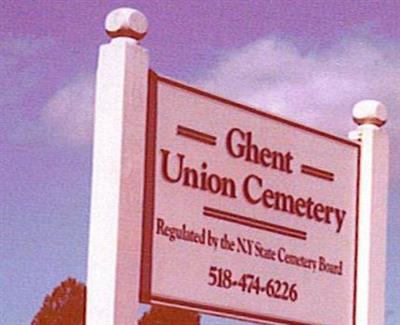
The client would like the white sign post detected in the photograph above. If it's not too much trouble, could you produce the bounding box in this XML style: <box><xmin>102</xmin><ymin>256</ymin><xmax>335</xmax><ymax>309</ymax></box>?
<box><xmin>86</xmin><ymin>8</ymin><xmax>389</xmax><ymax>325</ymax></box>
<box><xmin>86</xmin><ymin>8</ymin><xmax>149</xmax><ymax>325</ymax></box>
<box><xmin>349</xmin><ymin>101</ymin><xmax>389</xmax><ymax>325</ymax></box>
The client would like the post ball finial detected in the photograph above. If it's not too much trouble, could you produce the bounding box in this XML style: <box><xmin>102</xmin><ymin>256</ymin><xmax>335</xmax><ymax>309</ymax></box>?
<box><xmin>105</xmin><ymin>8</ymin><xmax>148</xmax><ymax>40</ymax></box>
<box><xmin>352</xmin><ymin>100</ymin><xmax>387</xmax><ymax>127</ymax></box>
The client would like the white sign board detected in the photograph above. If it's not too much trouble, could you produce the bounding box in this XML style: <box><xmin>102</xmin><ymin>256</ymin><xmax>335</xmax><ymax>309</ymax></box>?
<box><xmin>139</xmin><ymin>72</ymin><xmax>360</xmax><ymax>325</ymax></box>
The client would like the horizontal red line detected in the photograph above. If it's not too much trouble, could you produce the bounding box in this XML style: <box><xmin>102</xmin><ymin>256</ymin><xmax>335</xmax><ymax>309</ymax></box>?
<box><xmin>203</xmin><ymin>206</ymin><xmax>306</xmax><ymax>241</ymax></box>
<box><xmin>177</xmin><ymin>125</ymin><xmax>216</xmax><ymax>145</ymax></box>
<box><xmin>301</xmin><ymin>169</ymin><xmax>334</xmax><ymax>181</ymax></box>
<box><xmin>178</xmin><ymin>130</ymin><xmax>216</xmax><ymax>145</ymax></box>
<box><xmin>301</xmin><ymin>164</ymin><xmax>334</xmax><ymax>181</ymax></box>
<box><xmin>177</xmin><ymin>125</ymin><xmax>217</xmax><ymax>142</ymax></box>
<box><xmin>301</xmin><ymin>164</ymin><xmax>334</xmax><ymax>177</ymax></box>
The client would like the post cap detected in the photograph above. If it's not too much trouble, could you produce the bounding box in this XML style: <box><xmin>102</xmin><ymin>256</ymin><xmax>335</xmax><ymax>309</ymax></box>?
<box><xmin>105</xmin><ymin>8</ymin><xmax>148</xmax><ymax>40</ymax></box>
<box><xmin>352</xmin><ymin>100</ymin><xmax>387</xmax><ymax>127</ymax></box>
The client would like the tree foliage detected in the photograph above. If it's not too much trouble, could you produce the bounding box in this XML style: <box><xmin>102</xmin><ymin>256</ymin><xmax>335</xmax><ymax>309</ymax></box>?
<box><xmin>139</xmin><ymin>305</ymin><xmax>200</xmax><ymax>325</ymax></box>
<box><xmin>32</xmin><ymin>277</ymin><xmax>200</xmax><ymax>324</ymax></box>
<box><xmin>32</xmin><ymin>278</ymin><xmax>85</xmax><ymax>325</ymax></box>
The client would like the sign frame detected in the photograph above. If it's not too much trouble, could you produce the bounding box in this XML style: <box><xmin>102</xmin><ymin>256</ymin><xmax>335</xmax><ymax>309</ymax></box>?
<box><xmin>138</xmin><ymin>70</ymin><xmax>361</xmax><ymax>325</ymax></box>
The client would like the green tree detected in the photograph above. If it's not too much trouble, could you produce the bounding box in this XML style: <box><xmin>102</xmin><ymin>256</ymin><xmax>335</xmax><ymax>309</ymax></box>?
<box><xmin>32</xmin><ymin>278</ymin><xmax>86</xmax><ymax>325</ymax></box>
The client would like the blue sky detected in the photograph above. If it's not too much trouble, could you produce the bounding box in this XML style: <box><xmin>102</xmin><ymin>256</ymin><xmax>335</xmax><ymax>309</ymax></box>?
<box><xmin>1</xmin><ymin>1</ymin><xmax>399</xmax><ymax>324</ymax></box>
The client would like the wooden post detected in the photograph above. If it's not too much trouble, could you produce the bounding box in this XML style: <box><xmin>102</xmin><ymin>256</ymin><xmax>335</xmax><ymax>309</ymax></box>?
<box><xmin>349</xmin><ymin>100</ymin><xmax>389</xmax><ymax>324</ymax></box>
<box><xmin>86</xmin><ymin>8</ymin><xmax>149</xmax><ymax>325</ymax></box>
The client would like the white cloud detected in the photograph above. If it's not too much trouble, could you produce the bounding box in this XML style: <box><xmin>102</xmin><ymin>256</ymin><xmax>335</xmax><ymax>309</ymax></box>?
<box><xmin>0</xmin><ymin>37</ymin><xmax>56</xmax><ymax>108</ymax></box>
<box><xmin>0</xmin><ymin>36</ymin><xmax>68</xmax><ymax>146</ymax></box>
<box><xmin>0</xmin><ymin>36</ymin><xmax>94</xmax><ymax>147</ymax></box>
<box><xmin>40</xmin><ymin>74</ymin><xmax>95</xmax><ymax>146</ymax></box>
<box><xmin>196</xmin><ymin>37</ymin><xmax>400</xmax><ymax>137</ymax></box>
<box><xmin>39</xmin><ymin>36</ymin><xmax>400</xmax><ymax>181</ymax></box>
